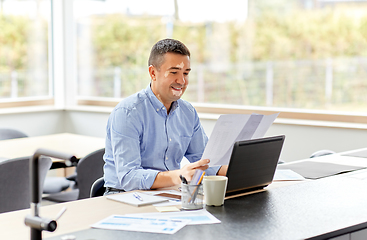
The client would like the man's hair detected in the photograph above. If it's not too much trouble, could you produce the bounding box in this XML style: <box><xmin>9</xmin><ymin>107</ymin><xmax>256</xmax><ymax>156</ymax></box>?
<box><xmin>148</xmin><ymin>39</ymin><xmax>190</xmax><ymax>70</ymax></box>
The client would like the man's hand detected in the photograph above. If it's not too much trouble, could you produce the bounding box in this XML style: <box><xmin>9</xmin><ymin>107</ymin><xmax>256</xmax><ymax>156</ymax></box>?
<box><xmin>179</xmin><ymin>158</ymin><xmax>210</xmax><ymax>182</ymax></box>
<box><xmin>150</xmin><ymin>159</ymin><xmax>210</xmax><ymax>189</ymax></box>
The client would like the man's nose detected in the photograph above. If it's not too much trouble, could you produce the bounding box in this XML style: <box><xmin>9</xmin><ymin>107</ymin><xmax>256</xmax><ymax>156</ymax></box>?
<box><xmin>177</xmin><ymin>74</ymin><xmax>186</xmax><ymax>85</ymax></box>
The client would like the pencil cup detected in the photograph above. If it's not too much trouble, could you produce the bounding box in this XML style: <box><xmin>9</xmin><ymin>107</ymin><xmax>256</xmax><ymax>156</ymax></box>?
<box><xmin>181</xmin><ymin>183</ymin><xmax>204</xmax><ymax>210</ymax></box>
<box><xmin>203</xmin><ymin>176</ymin><xmax>228</xmax><ymax>207</ymax></box>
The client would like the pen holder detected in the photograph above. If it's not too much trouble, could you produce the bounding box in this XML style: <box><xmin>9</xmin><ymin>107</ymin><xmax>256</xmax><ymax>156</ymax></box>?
<box><xmin>181</xmin><ymin>183</ymin><xmax>204</xmax><ymax>210</ymax></box>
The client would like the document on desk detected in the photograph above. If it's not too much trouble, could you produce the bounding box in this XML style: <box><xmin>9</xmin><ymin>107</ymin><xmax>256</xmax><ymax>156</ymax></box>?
<box><xmin>203</xmin><ymin>113</ymin><xmax>279</xmax><ymax>167</ymax></box>
<box><xmin>277</xmin><ymin>161</ymin><xmax>366</xmax><ymax>179</ymax></box>
<box><xmin>273</xmin><ymin>169</ymin><xmax>306</xmax><ymax>181</ymax></box>
<box><xmin>342</xmin><ymin>149</ymin><xmax>367</xmax><ymax>158</ymax></box>
<box><xmin>144</xmin><ymin>190</ymin><xmax>182</xmax><ymax>207</ymax></box>
<box><xmin>126</xmin><ymin>209</ymin><xmax>221</xmax><ymax>225</ymax></box>
<box><xmin>91</xmin><ymin>215</ymin><xmax>190</xmax><ymax>234</ymax></box>
<box><xmin>106</xmin><ymin>192</ymin><xmax>168</xmax><ymax>207</ymax></box>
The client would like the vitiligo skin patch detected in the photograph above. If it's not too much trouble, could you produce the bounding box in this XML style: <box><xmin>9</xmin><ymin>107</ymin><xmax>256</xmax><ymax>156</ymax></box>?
<box><xmin>172</xmin><ymin>88</ymin><xmax>182</xmax><ymax>96</ymax></box>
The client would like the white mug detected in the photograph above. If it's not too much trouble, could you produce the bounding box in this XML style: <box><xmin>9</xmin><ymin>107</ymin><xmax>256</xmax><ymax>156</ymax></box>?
<box><xmin>203</xmin><ymin>176</ymin><xmax>228</xmax><ymax>206</ymax></box>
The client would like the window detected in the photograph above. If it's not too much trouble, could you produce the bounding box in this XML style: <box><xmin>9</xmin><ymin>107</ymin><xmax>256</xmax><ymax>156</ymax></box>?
<box><xmin>2</xmin><ymin>0</ymin><xmax>364</xmax><ymax>121</ymax></box>
<box><xmin>0</xmin><ymin>0</ymin><xmax>52</xmax><ymax>107</ymax></box>
<box><xmin>75</xmin><ymin>0</ymin><xmax>367</xmax><ymax>117</ymax></box>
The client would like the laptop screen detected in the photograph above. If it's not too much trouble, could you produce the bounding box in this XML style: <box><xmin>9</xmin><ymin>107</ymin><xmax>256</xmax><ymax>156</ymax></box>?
<box><xmin>225</xmin><ymin>135</ymin><xmax>285</xmax><ymax>197</ymax></box>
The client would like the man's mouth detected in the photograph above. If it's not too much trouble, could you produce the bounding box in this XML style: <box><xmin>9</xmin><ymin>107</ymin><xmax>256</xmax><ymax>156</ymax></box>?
<box><xmin>171</xmin><ymin>86</ymin><xmax>184</xmax><ymax>96</ymax></box>
<box><xmin>171</xmin><ymin>86</ymin><xmax>182</xmax><ymax>91</ymax></box>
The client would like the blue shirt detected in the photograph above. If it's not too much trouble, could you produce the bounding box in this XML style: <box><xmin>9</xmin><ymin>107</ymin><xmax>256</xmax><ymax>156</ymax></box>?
<box><xmin>104</xmin><ymin>85</ymin><xmax>219</xmax><ymax>191</ymax></box>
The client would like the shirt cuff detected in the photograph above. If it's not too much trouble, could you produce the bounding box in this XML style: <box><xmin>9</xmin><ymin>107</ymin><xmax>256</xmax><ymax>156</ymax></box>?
<box><xmin>205</xmin><ymin>166</ymin><xmax>221</xmax><ymax>176</ymax></box>
<box><xmin>141</xmin><ymin>169</ymin><xmax>160</xmax><ymax>190</ymax></box>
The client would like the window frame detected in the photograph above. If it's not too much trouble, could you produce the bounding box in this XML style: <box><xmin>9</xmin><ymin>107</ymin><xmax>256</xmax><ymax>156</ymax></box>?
<box><xmin>77</xmin><ymin>97</ymin><xmax>367</xmax><ymax>125</ymax></box>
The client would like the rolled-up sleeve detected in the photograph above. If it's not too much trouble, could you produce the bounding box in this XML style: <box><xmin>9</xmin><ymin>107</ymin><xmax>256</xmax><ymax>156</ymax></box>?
<box><xmin>108</xmin><ymin>107</ymin><xmax>159</xmax><ymax>191</ymax></box>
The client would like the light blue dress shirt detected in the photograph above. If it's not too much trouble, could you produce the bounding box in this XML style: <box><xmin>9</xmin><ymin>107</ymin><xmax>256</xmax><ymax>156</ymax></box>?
<box><xmin>104</xmin><ymin>85</ymin><xmax>219</xmax><ymax>191</ymax></box>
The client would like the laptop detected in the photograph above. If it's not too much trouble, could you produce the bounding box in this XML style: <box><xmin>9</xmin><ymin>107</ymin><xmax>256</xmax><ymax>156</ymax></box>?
<box><xmin>225</xmin><ymin>135</ymin><xmax>285</xmax><ymax>197</ymax></box>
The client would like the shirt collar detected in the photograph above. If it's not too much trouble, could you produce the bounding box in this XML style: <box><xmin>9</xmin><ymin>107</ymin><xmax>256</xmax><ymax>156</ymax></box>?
<box><xmin>145</xmin><ymin>84</ymin><xmax>179</xmax><ymax>114</ymax></box>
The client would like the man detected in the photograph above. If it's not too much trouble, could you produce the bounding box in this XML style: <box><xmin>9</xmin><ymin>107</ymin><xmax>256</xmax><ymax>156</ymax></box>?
<box><xmin>103</xmin><ymin>38</ymin><xmax>227</xmax><ymax>194</ymax></box>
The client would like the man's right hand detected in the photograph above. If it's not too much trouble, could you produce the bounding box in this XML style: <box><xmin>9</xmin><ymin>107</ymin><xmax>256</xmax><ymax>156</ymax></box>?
<box><xmin>179</xmin><ymin>158</ymin><xmax>210</xmax><ymax>182</ymax></box>
<box><xmin>150</xmin><ymin>159</ymin><xmax>210</xmax><ymax>189</ymax></box>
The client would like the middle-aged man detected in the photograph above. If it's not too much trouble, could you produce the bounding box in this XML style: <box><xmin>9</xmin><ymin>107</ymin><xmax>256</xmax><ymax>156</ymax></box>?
<box><xmin>103</xmin><ymin>38</ymin><xmax>227</xmax><ymax>195</ymax></box>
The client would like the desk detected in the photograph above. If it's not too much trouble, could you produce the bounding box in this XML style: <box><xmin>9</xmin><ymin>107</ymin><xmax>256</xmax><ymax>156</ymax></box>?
<box><xmin>0</xmin><ymin>133</ymin><xmax>105</xmax><ymax>174</ymax></box>
<box><xmin>1</xmin><ymin>148</ymin><xmax>367</xmax><ymax>240</ymax></box>
<box><xmin>0</xmin><ymin>133</ymin><xmax>105</xmax><ymax>160</ymax></box>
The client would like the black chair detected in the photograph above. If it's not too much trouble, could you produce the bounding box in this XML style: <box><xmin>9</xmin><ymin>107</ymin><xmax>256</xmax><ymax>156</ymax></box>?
<box><xmin>43</xmin><ymin>148</ymin><xmax>105</xmax><ymax>202</ymax></box>
<box><xmin>0</xmin><ymin>156</ymin><xmax>52</xmax><ymax>213</ymax></box>
<box><xmin>0</xmin><ymin>128</ymin><xmax>28</xmax><ymax>140</ymax></box>
<box><xmin>0</xmin><ymin>128</ymin><xmax>72</xmax><ymax>194</ymax></box>
<box><xmin>90</xmin><ymin>177</ymin><xmax>105</xmax><ymax>197</ymax></box>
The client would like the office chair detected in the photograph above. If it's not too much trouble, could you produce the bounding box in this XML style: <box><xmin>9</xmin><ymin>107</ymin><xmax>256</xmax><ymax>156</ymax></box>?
<box><xmin>0</xmin><ymin>128</ymin><xmax>28</xmax><ymax>140</ymax></box>
<box><xmin>43</xmin><ymin>148</ymin><xmax>105</xmax><ymax>202</ymax></box>
<box><xmin>0</xmin><ymin>156</ymin><xmax>52</xmax><ymax>213</ymax></box>
<box><xmin>310</xmin><ymin>150</ymin><xmax>336</xmax><ymax>158</ymax></box>
<box><xmin>0</xmin><ymin>128</ymin><xmax>72</xmax><ymax>194</ymax></box>
<box><xmin>90</xmin><ymin>177</ymin><xmax>106</xmax><ymax>197</ymax></box>
<box><xmin>43</xmin><ymin>176</ymin><xmax>73</xmax><ymax>194</ymax></box>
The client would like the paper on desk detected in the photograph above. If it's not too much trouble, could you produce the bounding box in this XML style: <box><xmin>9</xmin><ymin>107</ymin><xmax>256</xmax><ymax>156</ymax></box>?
<box><xmin>203</xmin><ymin>113</ymin><xmax>279</xmax><ymax>167</ymax></box>
<box><xmin>277</xmin><ymin>161</ymin><xmax>366</xmax><ymax>179</ymax></box>
<box><xmin>143</xmin><ymin>190</ymin><xmax>182</xmax><ymax>207</ymax></box>
<box><xmin>342</xmin><ymin>149</ymin><xmax>367</xmax><ymax>158</ymax></box>
<box><xmin>106</xmin><ymin>192</ymin><xmax>168</xmax><ymax>207</ymax></box>
<box><xmin>126</xmin><ymin>209</ymin><xmax>221</xmax><ymax>225</ymax></box>
<box><xmin>91</xmin><ymin>215</ymin><xmax>190</xmax><ymax>234</ymax></box>
<box><xmin>273</xmin><ymin>169</ymin><xmax>305</xmax><ymax>181</ymax></box>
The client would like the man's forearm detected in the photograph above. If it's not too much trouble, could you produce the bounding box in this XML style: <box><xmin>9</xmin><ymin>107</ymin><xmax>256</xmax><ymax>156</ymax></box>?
<box><xmin>217</xmin><ymin>165</ymin><xmax>228</xmax><ymax>176</ymax></box>
<box><xmin>150</xmin><ymin>170</ymin><xmax>181</xmax><ymax>189</ymax></box>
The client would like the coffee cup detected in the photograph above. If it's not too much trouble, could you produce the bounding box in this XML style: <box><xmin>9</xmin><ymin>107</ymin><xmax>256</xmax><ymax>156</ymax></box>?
<box><xmin>203</xmin><ymin>176</ymin><xmax>228</xmax><ymax>206</ymax></box>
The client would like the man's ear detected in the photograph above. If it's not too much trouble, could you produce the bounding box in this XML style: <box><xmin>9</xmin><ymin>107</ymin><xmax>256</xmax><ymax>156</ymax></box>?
<box><xmin>149</xmin><ymin>65</ymin><xmax>156</xmax><ymax>81</ymax></box>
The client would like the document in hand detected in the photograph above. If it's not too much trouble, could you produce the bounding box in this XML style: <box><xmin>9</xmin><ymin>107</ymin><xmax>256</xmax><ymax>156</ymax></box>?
<box><xmin>203</xmin><ymin>113</ymin><xmax>279</xmax><ymax>167</ymax></box>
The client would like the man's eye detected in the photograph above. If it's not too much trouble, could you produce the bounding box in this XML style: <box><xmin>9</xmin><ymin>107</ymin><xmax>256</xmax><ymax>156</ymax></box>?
<box><xmin>171</xmin><ymin>72</ymin><xmax>177</xmax><ymax>74</ymax></box>
<box><xmin>184</xmin><ymin>72</ymin><xmax>189</xmax><ymax>76</ymax></box>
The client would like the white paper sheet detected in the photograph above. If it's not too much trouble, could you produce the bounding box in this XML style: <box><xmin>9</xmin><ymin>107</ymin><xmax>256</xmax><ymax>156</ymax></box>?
<box><xmin>273</xmin><ymin>169</ymin><xmax>306</xmax><ymax>181</ymax></box>
<box><xmin>126</xmin><ymin>209</ymin><xmax>221</xmax><ymax>225</ymax></box>
<box><xmin>106</xmin><ymin>192</ymin><xmax>168</xmax><ymax>207</ymax></box>
<box><xmin>203</xmin><ymin>113</ymin><xmax>279</xmax><ymax>166</ymax></box>
<box><xmin>91</xmin><ymin>215</ymin><xmax>190</xmax><ymax>234</ymax></box>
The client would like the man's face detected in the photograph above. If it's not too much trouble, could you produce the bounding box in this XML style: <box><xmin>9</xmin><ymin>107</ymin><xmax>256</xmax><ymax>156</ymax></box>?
<box><xmin>150</xmin><ymin>52</ymin><xmax>191</xmax><ymax>109</ymax></box>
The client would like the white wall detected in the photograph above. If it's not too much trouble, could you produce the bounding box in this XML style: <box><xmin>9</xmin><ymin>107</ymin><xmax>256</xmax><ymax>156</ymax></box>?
<box><xmin>1</xmin><ymin>108</ymin><xmax>366</xmax><ymax>162</ymax></box>
<box><xmin>265</xmin><ymin>122</ymin><xmax>367</xmax><ymax>161</ymax></box>
<box><xmin>0</xmin><ymin>108</ymin><xmax>65</xmax><ymax>137</ymax></box>
<box><xmin>63</xmin><ymin>109</ymin><xmax>109</xmax><ymax>138</ymax></box>
<box><xmin>188</xmin><ymin>118</ymin><xmax>367</xmax><ymax>162</ymax></box>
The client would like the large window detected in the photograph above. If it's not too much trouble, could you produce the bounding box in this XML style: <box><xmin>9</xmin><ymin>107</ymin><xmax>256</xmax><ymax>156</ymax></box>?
<box><xmin>74</xmin><ymin>0</ymin><xmax>367</xmax><ymax>115</ymax></box>
<box><xmin>0</xmin><ymin>0</ymin><xmax>52</xmax><ymax>105</ymax></box>
<box><xmin>1</xmin><ymin>0</ymin><xmax>366</xmax><ymax>119</ymax></box>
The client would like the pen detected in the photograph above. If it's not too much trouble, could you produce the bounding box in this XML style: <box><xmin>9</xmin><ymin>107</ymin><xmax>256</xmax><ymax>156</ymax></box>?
<box><xmin>180</xmin><ymin>174</ymin><xmax>188</xmax><ymax>184</ymax></box>
<box><xmin>133</xmin><ymin>192</ymin><xmax>143</xmax><ymax>201</ymax></box>
<box><xmin>189</xmin><ymin>171</ymin><xmax>205</xmax><ymax>203</ymax></box>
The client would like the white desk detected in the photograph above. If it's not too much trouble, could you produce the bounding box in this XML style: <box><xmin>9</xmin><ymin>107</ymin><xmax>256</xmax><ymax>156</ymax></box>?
<box><xmin>0</xmin><ymin>133</ymin><xmax>105</xmax><ymax>160</ymax></box>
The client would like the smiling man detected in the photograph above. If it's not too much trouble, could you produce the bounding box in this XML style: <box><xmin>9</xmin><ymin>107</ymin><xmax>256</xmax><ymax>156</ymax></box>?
<box><xmin>103</xmin><ymin>39</ymin><xmax>227</xmax><ymax>194</ymax></box>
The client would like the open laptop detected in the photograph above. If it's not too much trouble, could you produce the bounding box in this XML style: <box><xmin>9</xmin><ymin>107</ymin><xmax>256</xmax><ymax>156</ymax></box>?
<box><xmin>225</xmin><ymin>135</ymin><xmax>285</xmax><ymax>197</ymax></box>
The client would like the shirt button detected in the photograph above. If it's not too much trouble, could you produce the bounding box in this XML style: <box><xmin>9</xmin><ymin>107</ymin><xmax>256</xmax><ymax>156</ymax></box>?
<box><xmin>170</xmin><ymin>138</ymin><xmax>172</xmax><ymax>141</ymax></box>
<box><xmin>166</xmin><ymin>157</ymin><xmax>168</xmax><ymax>160</ymax></box>
<box><xmin>157</xmin><ymin>108</ymin><xmax>159</xmax><ymax>111</ymax></box>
